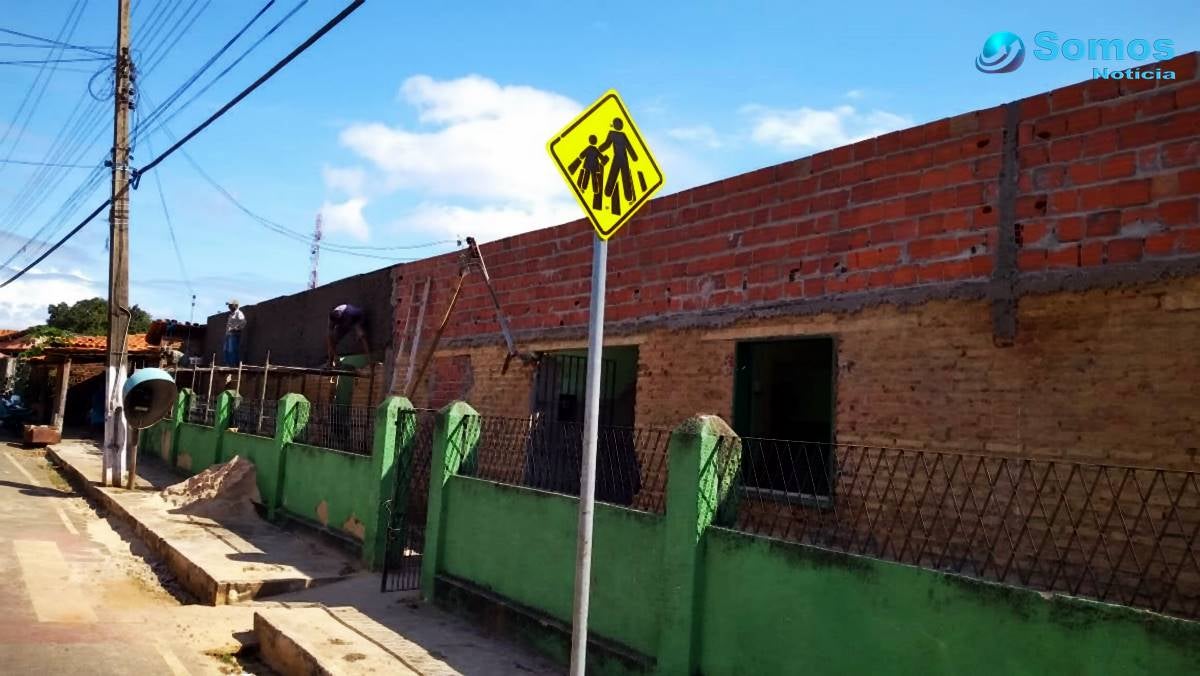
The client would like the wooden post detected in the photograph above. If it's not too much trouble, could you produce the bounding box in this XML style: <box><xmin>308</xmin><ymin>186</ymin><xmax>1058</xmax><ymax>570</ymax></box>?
<box><xmin>403</xmin><ymin>278</ymin><xmax>432</xmax><ymax>392</ymax></box>
<box><xmin>257</xmin><ymin>351</ymin><xmax>271</xmax><ymax>434</ymax></box>
<box><xmin>206</xmin><ymin>353</ymin><xmax>216</xmax><ymax>403</ymax></box>
<box><xmin>52</xmin><ymin>357</ymin><xmax>71</xmax><ymax>430</ymax></box>
<box><xmin>126</xmin><ymin>427</ymin><xmax>140</xmax><ymax>490</ymax></box>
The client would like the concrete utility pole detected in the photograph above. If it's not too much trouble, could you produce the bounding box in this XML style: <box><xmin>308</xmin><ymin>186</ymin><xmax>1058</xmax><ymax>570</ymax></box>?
<box><xmin>103</xmin><ymin>0</ymin><xmax>133</xmax><ymax>486</ymax></box>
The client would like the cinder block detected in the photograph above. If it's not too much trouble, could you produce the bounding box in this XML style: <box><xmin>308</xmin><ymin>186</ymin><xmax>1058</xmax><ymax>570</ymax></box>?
<box><xmin>23</xmin><ymin>425</ymin><xmax>61</xmax><ymax>445</ymax></box>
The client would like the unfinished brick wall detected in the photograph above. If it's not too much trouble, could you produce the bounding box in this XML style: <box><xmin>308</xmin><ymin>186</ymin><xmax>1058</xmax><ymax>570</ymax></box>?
<box><xmin>1015</xmin><ymin>70</ymin><xmax>1200</xmax><ymax>271</ymax></box>
<box><xmin>389</xmin><ymin>52</ymin><xmax>1200</xmax><ymax>469</ymax></box>
<box><xmin>835</xmin><ymin>277</ymin><xmax>1200</xmax><ymax>468</ymax></box>
<box><xmin>429</xmin><ymin>274</ymin><xmax>1199</xmax><ymax>464</ymax></box>
<box><xmin>635</xmin><ymin>330</ymin><xmax>734</xmax><ymax>429</ymax></box>
<box><xmin>391</xmin><ymin>53</ymin><xmax>1198</xmax><ymax>363</ymax></box>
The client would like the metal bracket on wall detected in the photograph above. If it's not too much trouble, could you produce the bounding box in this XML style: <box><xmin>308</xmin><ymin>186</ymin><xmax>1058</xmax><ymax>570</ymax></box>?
<box><xmin>404</xmin><ymin>237</ymin><xmax>536</xmax><ymax>400</ymax></box>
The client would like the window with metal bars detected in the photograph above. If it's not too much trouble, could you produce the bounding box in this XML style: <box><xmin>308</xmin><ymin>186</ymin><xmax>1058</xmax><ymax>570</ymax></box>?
<box><xmin>733</xmin><ymin>337</ymin><xmax>836</xmax><ymax>500</ymax></box>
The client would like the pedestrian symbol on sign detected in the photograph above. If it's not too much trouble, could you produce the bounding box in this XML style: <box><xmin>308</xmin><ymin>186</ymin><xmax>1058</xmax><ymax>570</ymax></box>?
<box><xmin>548</xmin><ymin>90</ymin><xmax>663</xmax><ymax>239</ymax></box>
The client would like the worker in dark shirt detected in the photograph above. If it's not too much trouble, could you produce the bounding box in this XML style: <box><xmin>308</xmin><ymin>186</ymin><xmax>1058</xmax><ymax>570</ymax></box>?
<box><xmin>327</xmin><ymin>303</ymin><xmax>370</xmax><ymax>366</ymax></box>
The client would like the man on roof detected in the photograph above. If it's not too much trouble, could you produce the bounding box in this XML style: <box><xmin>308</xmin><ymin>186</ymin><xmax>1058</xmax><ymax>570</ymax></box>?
<box><xmin>327</xmin><ymin>303</ymin><xmax>370</xmax><ymax>367</ymax></box>
<box><xmin>224</xmin><ymin>299</ymin><xmax>245</xmax><ymax>366</ymax></box>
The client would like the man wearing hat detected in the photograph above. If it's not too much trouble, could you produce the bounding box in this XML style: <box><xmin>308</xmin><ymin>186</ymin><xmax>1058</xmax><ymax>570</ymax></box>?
<box><xmin>224</xmin><ymin>299</ymin><xmax>246</xmax><ymax>365</ymax></box>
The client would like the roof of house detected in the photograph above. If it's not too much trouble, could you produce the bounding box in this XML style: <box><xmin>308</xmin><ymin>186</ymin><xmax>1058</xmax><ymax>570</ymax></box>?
<box><xmin>0</xmin><ymin>332</ymin><xmax>158</xmax><ymax>358</ymax></box>
<box><xmin>146</xmin><ymin>319</ymin><xmax>205</xmax><ymax>346</ymax></box>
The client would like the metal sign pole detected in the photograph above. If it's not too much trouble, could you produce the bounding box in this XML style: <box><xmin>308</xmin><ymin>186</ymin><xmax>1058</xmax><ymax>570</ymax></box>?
<box><xmin>569</xmin><ymin>235</ymin><xmax>607</xmax><ymax>675</ymax></box>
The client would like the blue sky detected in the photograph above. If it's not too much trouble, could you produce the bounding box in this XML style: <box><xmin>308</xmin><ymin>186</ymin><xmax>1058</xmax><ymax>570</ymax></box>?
<box><xmin>0</xmin><ymin>0</ymin><xmax>1195</xmax><ymax>328</ymax></box>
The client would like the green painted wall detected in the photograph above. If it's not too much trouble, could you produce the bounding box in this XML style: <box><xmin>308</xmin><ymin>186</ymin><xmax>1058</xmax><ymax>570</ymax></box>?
<box><xmin>698</xmin><ymin>527</ymin><xmax>1200</xmax><ymax>676</ymax></box>
<box><xmin>440</xmin><ymin>476</ymin><xmax>664</xmax><ymax>657</ymax></box>
<box><xmin>222</xmin><ymin>431</ymin><xmax>280</xmax><ymax>510</ymax></box>
<box><xmin>280</xmin><ymin>442</ymin><xmax>376</xmax><ymax>541</ymax></box>
<box><xmin>175</xmin><ymin>422</ymin><xmax>220</xmax><ymax>473</ymax></box>
<box><xmin>140</xmin><ymin>420</ymin><xmax>163</xmax><ymax>456</ymax></box>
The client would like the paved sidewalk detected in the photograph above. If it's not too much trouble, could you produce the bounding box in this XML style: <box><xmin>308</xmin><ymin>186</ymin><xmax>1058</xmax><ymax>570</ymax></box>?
<box><xmin>46</xmin><ymin>439</ymin><xmax>561</xmax><ymax>675</ymax></box>
<box><xmin>47</xmin><ymin>440</ymin><xmax>360</xmax><ymax>604</ymax></box>
<box><xmin>0</xmin><ymin>442</ymin><xmax>263</xmax><ymax>674</ymax></box>
<box><xmin>267</xmin><ymin>575</ymin><xmax>562</xmax><ymax>675</ymax></box>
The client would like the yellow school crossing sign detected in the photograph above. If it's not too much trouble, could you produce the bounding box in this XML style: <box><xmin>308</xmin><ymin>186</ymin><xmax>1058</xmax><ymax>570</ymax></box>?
<box><xmin>547</xmin><ymin>90</ymin><xmax>664</xmax><ymax>240</ymax></box>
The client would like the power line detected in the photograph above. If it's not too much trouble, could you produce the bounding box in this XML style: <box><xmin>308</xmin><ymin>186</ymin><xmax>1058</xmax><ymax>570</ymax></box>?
<box><xmin>0</xmin><ymin>26</ymin><xmax>112</xmax><ymax>57</ymax></box>
<box><xmin>0</xmin><ymin>0</ymin><xmax>367</xmax><ymax>288</ymax></box>
<box><xmin>0</xmin><ymin>62</ymin><xmax>101</xmax><ymax>74</ymax></box>
<box><xmin>169</xmin><ymin>139</ymin><xmax>450</xmax><ymax>255</ymax></box>
<box><xmin>0</xmin><ymin>157</ymin><xmax>96</xmax><ymax>169</ymax></box>
<box><xmin>144</xmin><ymin>135</ymin><xmax>192</xmax><ymax>296</ymax></box>
<box><xmin>138</xmin><ymin>0</ymin><xmax>213</xmax><ymax>81</ymax></box>
<box><xmin>0</xmin><ymin>0</ymin><xmax>199</xmax><ymax>258</ymax></box>
<box><xmin>0</xmin><ymin>56</ymin><xmax>110</xmax><ymax>66</ymax></box>
<box><xmin>0</xmin><ymin>0</ymin><xmax>87</xmax><ymax>173</ymax></box>
<box><xmin>0</xmin><ymin>41</ymin><xmax>113</xmax><ymax>52</ymax></box>
<box><xmin>0</xmin><ymin>5</ymin><xmax>113</xmax><ymax>246</ymax></box>
<box><xmin>136</xmin><ymin>0</ymin><xmax>309</xmax><ymax>144</ymax></box>
<box><xmin>133</xmin><ymin>0</ymin><xmax>276</xmax><ymax>144</ymax></box>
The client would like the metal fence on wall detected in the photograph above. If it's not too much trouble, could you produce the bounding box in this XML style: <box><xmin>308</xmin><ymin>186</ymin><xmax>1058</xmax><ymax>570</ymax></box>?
<box><xmin>185</xmin><ymin>395</ymin><xmax>214</xmax><ymax>426</ymax></box>
<box><xmin>382</xmin><ymin>408</ymin><xmax>437</xmax><ymax>592</ymax></box>
<box><xmin>293</xmin><ymin>402</ymin><xmax>374</xmax><ymax>455</ymax></box>
<box><xmin>456</xmin><ymin>415</ymin><xmax>672</xmax><ymax>515</ymax></box>
<box><xmin>231</xmin><ymin>398</ymin><xmax>277</xmax><ymax>438</ymax></box>
<box><xmin>715</xmin><ymin>436</ymin><xmax>1200</xmax><ymax>620</ymax></box>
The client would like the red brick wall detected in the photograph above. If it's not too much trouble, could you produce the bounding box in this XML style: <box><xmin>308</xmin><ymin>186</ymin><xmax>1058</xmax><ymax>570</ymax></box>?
<box><xmin>391</xmin><ymin>53</ymin><xmax>1198</xmax><ymax>364</ymax></box>
<box><xmin>1015</xmin><ymin>64</ymin><xmax>1200</xmax><ymax>270</ymax></box>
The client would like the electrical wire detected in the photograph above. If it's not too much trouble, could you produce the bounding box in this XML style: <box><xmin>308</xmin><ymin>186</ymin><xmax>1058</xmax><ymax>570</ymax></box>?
<box><xmin>0</xmin><ymin>41</ymin><xmax>112</xmax><ymax>51</ymax></box>
<box><xmin>0</xmin><ymin>26</ymin><xmax>112</xmax><ymax>57</ymax></box>
<box><xmin>4</xmin><ymin>0</ymin><xmax>265</xmax><ymax>250</ymax></box>
<box><xmin>138</xmin><ymin>0</ymin><xmax>213</xmax><ymax>81</ymax></box>
<box><xmin>173</xmin><ymin>149</ymin><xmax>417</xmax><ymax>260</ymax></box>
<box><xmin>136</xmin><ymin>0</ymin><xmax>308</xmax><ymax>144</ymax></box>
<box><xmin>0</xmin><ymin>0</ymin><xmax>206</xmax><ymax>261</ymax></box>
<box><xmin>144</xmin><ymin>135</ymin><xmax>193</xmax><ymax>296</ymax></box>
<box><xmin>0</xmin><ymin>56</ymin><xmax>110</xmax><ymax>66</ymax></box>
<box><xmin>0</xmin><ymin>0</ymin><xmax>367</xmax><ymax>288</ymax></box>
<box><xmin>0</xmin><ymin>158</ymin><xmax>96</xmax><ymax>169</ymax></box>
<box><xmin>0</xmin><ymin>62</ymin><xmax>99</xmax><ymax>74</ymax></box>
<box><xmin>132</xmin><ymin>0</ymin><xmax>276</xmax><ymax>145</ymax></box>
<box><xmin>0</xmin><ymin>0</ymin><xmax>88</xmax><ymax>173</ymax></box>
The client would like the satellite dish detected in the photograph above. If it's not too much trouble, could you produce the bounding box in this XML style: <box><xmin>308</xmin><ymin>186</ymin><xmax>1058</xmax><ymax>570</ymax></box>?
<box><xmin>122</xmin><ymin>367</ymin><xmax>178</xmax><ymax>429</ymax></box>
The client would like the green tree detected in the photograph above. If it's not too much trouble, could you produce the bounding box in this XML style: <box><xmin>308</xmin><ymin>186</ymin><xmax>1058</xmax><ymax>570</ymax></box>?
<box><xmin>46</xmin><ymin>297</ymin><xmax>151</xmax><ymax>335</ymax></box>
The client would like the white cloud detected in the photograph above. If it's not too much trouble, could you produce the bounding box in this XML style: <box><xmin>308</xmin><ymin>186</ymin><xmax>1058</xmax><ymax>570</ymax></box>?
<box><xmin>335</xmin><ymin>75</ymin><xmax>588</xmax><ymax>241</ymax></box>
<box><xmin>320</xmin><ymin>198</ymin><xmax>370</xmax><ymax>241</ymax></box>
<box><xmin>667</xmin><ymin>125</ymin><xmax>721</xmax><ymax>149</ymax></box>
<box><xmin>340</xmin><ymin>75</ymin><xmax>581</xmax><ymax>205</ymax></box>
<box><xmin>333</xmin><ymin>75</ymin><xmax>719</xmax><ymax>243</ymax></box>
<box><xmin>322</xmin><ymin>165</ymin><xmax>367</xmax><ymax>196</ymax></box>
<box><xmin>0</xmin><ymin>268</ymin><xmax>101</xmax><ymax>329</ymax></box>
<box><xmin>396</xmin><ymin>201</ymin><xmax>582</xmax><ymax>244</ymax></box>
<box><xmin>744</xmin><ymin>104</ymin><xmax>911</xmax><ymax>151</ymax></box>
<box><xmin>845</xmin><ymin>89</ymin><xmax>866</xmax><ymax>100</ymax></box>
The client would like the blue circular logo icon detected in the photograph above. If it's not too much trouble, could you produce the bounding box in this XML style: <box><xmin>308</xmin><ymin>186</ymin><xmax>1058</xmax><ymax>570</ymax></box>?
<box><xmin>976</xmin><ymin>32</ymin><xmax>1025</xmax><ymax>74</ymax></box>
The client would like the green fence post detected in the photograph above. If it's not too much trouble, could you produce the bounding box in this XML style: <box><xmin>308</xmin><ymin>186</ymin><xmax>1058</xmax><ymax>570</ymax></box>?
<box><xmin>657</xmin><ymin>414</ymin><xmax>736</xmax><ymax>675</ymax></box>
<box><xmin>215</xmin><ymin>390</ymin><xmax>240</xmax><ymax>462</ymax></box>
<box><xmin>263</xmin><ymin>393</ymin><xmax>308</xmax><ymax>520</ymax></box>
<box><xmin>162</xmin><ymin>388</ymin><xmax>189</xmax><ymax>466</ymax></box>
<box><xmin>420</xmin><ymin>400</ymin><xmax>479</xmax><ymax>601</ymax></box>
<box><xmin>363</xmin><ymin>395</ymin><xmax>410</xmax><ymax>570</ymax></box>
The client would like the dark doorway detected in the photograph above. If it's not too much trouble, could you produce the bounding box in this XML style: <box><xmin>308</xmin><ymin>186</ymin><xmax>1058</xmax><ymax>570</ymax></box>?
<box><xmin>733</xmin><ymin>337</ymin><xmax>836</xmax><ymax>497</ymax></box>
<box><xmin>525</xmin><ymin>347</ymin><xmax>640</xmax><ymax>505</ymax></box>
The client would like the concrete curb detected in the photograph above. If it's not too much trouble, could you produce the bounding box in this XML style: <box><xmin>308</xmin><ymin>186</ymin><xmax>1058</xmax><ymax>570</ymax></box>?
<box><xmin>46</xmin><ymin>446</ymin><xmax>347</xmax><ymax>605</ymax></box>
<box><xmin>255</xmin><ymin>607</ymin><xmax>433</xmax><ymax>675</ymax></box>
